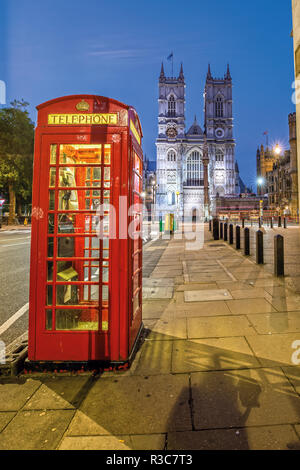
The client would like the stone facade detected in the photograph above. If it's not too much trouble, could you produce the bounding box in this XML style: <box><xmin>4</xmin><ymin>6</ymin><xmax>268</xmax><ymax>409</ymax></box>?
<box><xmin>292</xmin><ymin>0</ymin><xmax>300</xmax><ymax>217</ymax></box>
<box><xmin>256</xmin><ymin>145</ymin><xmax>277</xmax><ymax>196</ymax></box>
<box><xmin>266</xmin><ymin>113</ymin><xmax>298</xmax><ymax>217</ymax></box>
<box><xmin>155</xmin><ymin>63</ymin><xmax>237</xmax><ymax>219</ymax></box>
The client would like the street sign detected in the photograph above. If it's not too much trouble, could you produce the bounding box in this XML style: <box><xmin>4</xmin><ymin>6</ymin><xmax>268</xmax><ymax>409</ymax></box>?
<box><xmin>0</xmin><ymin>199</ymin><xmax>5</xmax><ymax>208</ymax></box>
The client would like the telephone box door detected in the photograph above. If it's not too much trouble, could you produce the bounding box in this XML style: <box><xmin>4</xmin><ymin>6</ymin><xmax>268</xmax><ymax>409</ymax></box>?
<box><xmin>30</xmin><ymin>133</ymin><xmax>121</xmax><ymax>361</ymax></box>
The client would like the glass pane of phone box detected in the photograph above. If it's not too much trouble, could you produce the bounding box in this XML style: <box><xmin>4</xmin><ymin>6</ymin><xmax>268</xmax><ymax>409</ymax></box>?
<box><xmin>55</xmin><ymin>309</ymin><xmax>98</xmax><ymax>331</ymax></box>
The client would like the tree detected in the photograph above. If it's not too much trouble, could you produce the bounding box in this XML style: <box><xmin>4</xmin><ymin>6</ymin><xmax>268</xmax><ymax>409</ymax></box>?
<box><xmin>0</xmin><ymin>100</ymin><xmax>34</xmax><ymax>224</ymax></box>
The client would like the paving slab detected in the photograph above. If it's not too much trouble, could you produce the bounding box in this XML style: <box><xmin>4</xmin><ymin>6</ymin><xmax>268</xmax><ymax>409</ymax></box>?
<box><xmin>142</xmin><ymin>300</ymin><xmax>172</xmax><ymax>319</ymax></box>
<box><xmin>187</xmin><ymin>316</ymin><xmax>257</xmax><ymax>339</ymax></box>
<box><xmin>295</xmin><ymin>425</ymin><xmax>300</xmax><ymax>442</ymax></box>
<box><xmin>80</xmin><ymin>374</ymin><xmax>191</xmax><ymax>435</ymax></box>
<box><xmin>246</xmin><ymin>333</ymin><xmax>300</xmax><ymax>367</ymax></box>
<box><xmin>263</xmin><ymin>286</ymin><xmax>295</xmax><ymax>297</ymax></box>
<box><xmin>143</xmin><ymin>278</ymin><xmax>174</xmax><ymax>287</ymax></box>
<box><xmin>268</xmin><ymin>296</ymin><xmax>300</xmax><ymax>312</ymax></box>
<box><xmin>145</xmin><ymin>318</ymin><xmax>187</xmax><ymax>340</ymax></box>
<box><xmin>66</xmin><ymin>410</ymin><xmax>113</xmax><ymax>436</ymax></box>
<box><xmin>0</xmin><ymin>412</ymin><xmax>15</xmax><ymax>433</ymax></box>
<box><xmin>151</xmin><ymin>271</ymin><xmax>183</xmax><ymax>278</ymax></box>
<box><xmin>0</xmin><ymin>378</ymin><xmax>41</xmax><ymax>411</ymax></box>
<box><xmin>189</xmin><ymin>272</ymin><xmax>231</xmax><ymax>282</ymax></box>
<box><xmin>133</xmin><ymin>340</ymin><xmax>172</xmax><ymax>376</ymax></box>
<box><xmin>226</xmin><ymin>298</ymin><xmax>276</xmax><ymax>315</ymax></box>
<box><xmin>187</xmin><ymin>266</ymin><xmax>225</xmax><ymax>273</ymax></box>
<box><xmin>172</xmin><ymin>338</ymin><xmax>260</xmax><ymax>373</ymax></box>
<box><xmin>191</xmin><ymin>368</ymin><xmax>300</xmax><ymax>429</ymax></box>
<box><xmin>233</xmin><ymin>272</ymin><xmax>273</xmax><ymax>280</ymax></box>
<box><xmin>129</xmin><ymin>434</ymin><xmax>166</xmax><ymax>450</ymax></box>
<box><xmin>167</xmin><ymin>425</ymin><xmax>300</xmax><ymax>450</ymax></box>
<box><xmin>247</xmin><ymin>312</ymin><xmax>300</xmax><ymax>335</ymax></box>
<box><xmin>142</xmin><ymin>286</ymin><xmax>174</xmax><ymax>300</ymax></box>
<box><xmin>24</xmin><ymin>376</ymin><xmax>92</xmax><ymax>410</ymax></box>
<box><xmin>0</xmin><ymin>409</ymin><xmax>74</xmax><ymax>450</ymax></box>
<box><xmin>58</xmin><ymin>435</ymin><xmax>131</xmax><ymax>450</ymax></box>
<box><xmin>171</xmin><ymin>300</ymin><xmax>231</xmax><ymax>317</ymax></box>
<box><xmin>184</xmin><ymin>289</ymin><xmax>232</xmax><ymax>302</ymax></box>
<box><xmin>216</xmin><ymin>281</ymin><xmax>257</xmax><ymax>291</ymax></box>
<box><xmin>151</xmin><ymin>272</ymin><xmax>182</xmax><ymax>279</ymax></box>
<box><xmin>229</xmin><ymin>288</ymin><xmax>268</xmax><ymax>300</ymax></box>
<box><xmin>282</xmin><ymin>367</ymin><xmax>300</xmax><ymax>395</ymax></box>
<box><xmin>176</xmin><ymin>283</ymin><xmax>217</xmax><ymax>292</ymax></box>
<box><xmin>246</xmin><ymin>279</ymin><xmax>285</xmax><ymax>288</ymax></box>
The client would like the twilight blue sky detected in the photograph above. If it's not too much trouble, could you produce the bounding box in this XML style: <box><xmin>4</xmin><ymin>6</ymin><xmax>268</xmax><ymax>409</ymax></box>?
<box><xmin>0</xmin><ymin>0</ymin><xmax>296</xmax><ymax>187</ymax></box>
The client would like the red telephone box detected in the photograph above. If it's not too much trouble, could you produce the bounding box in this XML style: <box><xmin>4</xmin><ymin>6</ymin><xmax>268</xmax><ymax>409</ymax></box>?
<box><xmin>28</xmin><ymin>95</ymin><xmax>143</xmax><ymax>367</ymax></box>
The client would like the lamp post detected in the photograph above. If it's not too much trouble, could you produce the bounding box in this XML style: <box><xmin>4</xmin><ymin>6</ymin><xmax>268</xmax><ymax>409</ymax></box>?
<box><xmin>176</xmin><ymin>191</ymin><xmax>180</xmax><ymax>230</ymax></box>
<box><xmin>203</xmin><ymin>134</ymin><xmax>210</xmax><ymax>222</ymax></box>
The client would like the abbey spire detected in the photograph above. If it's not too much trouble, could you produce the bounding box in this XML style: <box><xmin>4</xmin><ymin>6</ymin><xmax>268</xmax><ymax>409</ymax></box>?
<box><xmin>159</xmin><ymin>62</ymin><xmax>165</xmax><ymax>81</ymax></box>
<box><xmin>178</xmin><ymin>63</ymin><xmax>184</xmax><ymax>81</ymax></box>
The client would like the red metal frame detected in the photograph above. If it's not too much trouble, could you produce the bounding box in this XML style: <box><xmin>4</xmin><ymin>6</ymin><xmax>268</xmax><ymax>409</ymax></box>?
<box><xmin>28</xmin><ymin>95</ymin><xmax>143</xmax><ymax>363</ymax></box>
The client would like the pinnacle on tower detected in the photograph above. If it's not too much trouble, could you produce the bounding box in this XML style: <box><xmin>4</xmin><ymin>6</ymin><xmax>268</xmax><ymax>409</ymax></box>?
<box><xmin>207</xmin><ymin>64</ymin><xmax>212</xmax><ymax>80</ymax></box>
<box><xmin>179</xmin><ymin>62</ymin><xmax>184</xmax><ymax>80</ymax></box>
<box><xmin>225</xmin><ymin>63</ymin><xmax>231</xmax><ymax>80</ymax></box>
<box><xmin>159</xmin><ymin>62</ymin><xmax>165</xmax><ymax>81</ymax></box>
<box><xmin>203</xmin><ymin>132</ymin><xmax>209</xmax><ymax>159</ymax></box>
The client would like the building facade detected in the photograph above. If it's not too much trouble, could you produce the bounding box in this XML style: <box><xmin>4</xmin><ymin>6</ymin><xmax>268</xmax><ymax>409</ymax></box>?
<box><xmin>256</xmin><ymin>145</ymin><xmax>277</xmax><ymax>196</ymax></box>
<box><xmin>292</xmin><ymin>0</ymin><xmax>300</xmax><ymax>216</ymax></box>
<box><xmin>266</xmin><ymin>113</ymin><xmax>298</xmax><ymax>217</ymax></box>
<box><xmin>155</xmin><ymin>63</ymin><xmax>237</xmax><ymax>219</ymax></box>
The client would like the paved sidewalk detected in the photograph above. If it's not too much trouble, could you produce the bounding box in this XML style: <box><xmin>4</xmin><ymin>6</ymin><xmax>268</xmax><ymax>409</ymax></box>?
<box><xmin>0</xmin><ymin>224</ymin><xmax>31</xmax><ymax>232</ymax></box>
<box><xmin>0</xmin><ymin>224</ymin><xmax>300</xmax><ymax>450</ymax></box>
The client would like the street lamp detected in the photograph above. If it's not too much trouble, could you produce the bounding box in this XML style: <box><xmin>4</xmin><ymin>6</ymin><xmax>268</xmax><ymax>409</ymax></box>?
<box><xmin>176</xmin><ymin>191</ymin><xmax>180</xmax><ymax>230</ymax></box>
<box><xmin>274</xmin><ymin>144</ymin><xmax>282</xmax><ymax>156</ymax></box>
<box><xmin>257</xmin><ymin>177</ymin><xmax>264</xmax><ymax>186</ymax></box>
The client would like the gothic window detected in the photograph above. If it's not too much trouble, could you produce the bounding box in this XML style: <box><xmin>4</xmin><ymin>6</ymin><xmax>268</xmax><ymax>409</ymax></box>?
<box><xmin>168</xmin><ymin>95</ymin><xmax>176</xmax><ymax>117</ymax></box>
<box><xmin>168</xmin><ymin>191</ymin><xmax>175</xmax><ymax>205</ymax></box>
<box><xmin>216</xmin><ymin>150</ymin><xmax>224</xmax><ymax>162</ymax></box>
<box><xmin>167</xmin><ymin>150</ymin><xmax>176</xmax><ymax>162</ymax></box>
<box><xmin>215</xmin><ymin>97</ymin><xmax>224</xmax><ymax>118</ymax></box>
<box><xmin>185</xmin><ymin>151</ymin><xmax>204</xmax><ymax>187</ymax></box>
<box><xmin>167</xmin><ymin>170</ymin><xmax>176</xmax><ymax>183</ymax></box>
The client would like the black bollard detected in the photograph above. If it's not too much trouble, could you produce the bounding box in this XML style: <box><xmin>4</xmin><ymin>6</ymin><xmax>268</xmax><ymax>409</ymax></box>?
<box><xmin>256</xmin><ymin>230</ymin><xmax>264</xmax><ymax>264</ymax></box>
<box><xmin>236</xmin><ymin>226</ymin><xmax>241</xmax><ymax>250</ymax></box>
<box><xmin>220</xmin><ymin>222</ymin><xmax>223</xmax><ymax>239</ymax></box>
<box><xmin>278</xmin><ymin>216</ymin><xmax>282</xmax><ymax>228</ymax></box>
<box><xmin>229</xmin><ymin>224</ymin><xmax>234</xmax><ymax>245</ymax></box>
<box><xmin>244</xmin><ymin>228</ymin><xmax>250</xmax><ymax>256</ymax></box>
<box><xmin>270</xmin><ymin>217</ymin><xmax>273</xmax><ymax>229</ymax></box>
<box><xmin>274</xmin><ymin>235</ymin><xmax>284</xmax><ymax>277</ymax></box>
<box><xmin>224</xmin><ymin>223</ymin><xmax>228</xmax><ymax>241</ymax></box>
<box><xmin>213</xmin><ymin>218</ymin><xmax>219</xmax><ymax>240</ymax></box>
<box><xmin>284</xmin><ymin>217</ymin><xmax>287</xmax><ymax>229</ymax></box>
<box><xmin>242</xmin><ymin>218</ymin><xmax>245</xmax><ymax>229</ymax></box>
<box><xmin>209</xmin><ymin>219</ymin><xmax>212</xmax><ymax>231</ymax></box>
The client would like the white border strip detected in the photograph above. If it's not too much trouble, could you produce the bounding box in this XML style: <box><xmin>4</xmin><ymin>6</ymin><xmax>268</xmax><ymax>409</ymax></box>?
<box><xmin>0</xmin><ymin>303</ymin><xmax>29</xmax><ymax>335</ymax></box>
